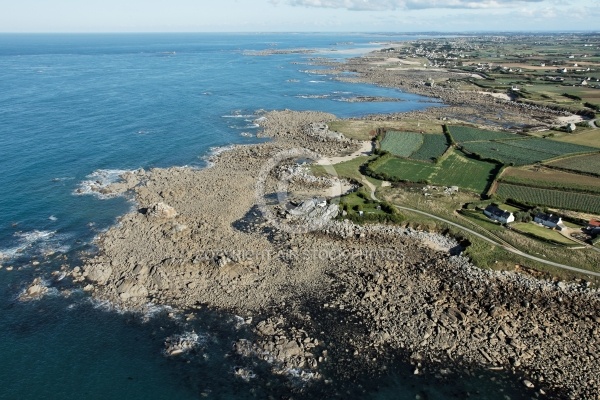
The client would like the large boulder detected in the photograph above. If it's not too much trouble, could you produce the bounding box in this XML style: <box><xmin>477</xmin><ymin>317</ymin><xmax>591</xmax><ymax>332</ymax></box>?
<box><xmin>116</xmin><ymin>279</ymin><xmax>148</xmax><ymax>300</ymax></box>
<box><xmin>145</xmin><ymin>202</ymin><xmax>177</xmax><ymax>219</ymax></box>
<box><xmin>84</xmin><ymin>264</ymin><xmax>113</xmax><ymax>285</ymax></box>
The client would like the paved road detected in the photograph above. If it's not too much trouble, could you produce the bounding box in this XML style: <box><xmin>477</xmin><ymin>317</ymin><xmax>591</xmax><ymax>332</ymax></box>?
<box><xmin>363</xmin><ymin>179</ymin><xmax>600</xmax><ymax>278</ymax></box>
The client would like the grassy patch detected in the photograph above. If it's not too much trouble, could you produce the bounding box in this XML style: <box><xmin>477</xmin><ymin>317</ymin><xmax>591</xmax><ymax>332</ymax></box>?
<box><xmin>447</xmin><ymin>125</ymin><xmax>518</xmax><ymax>143</ymax></box>
<box><xmin>370</xmin><ymin>150</ymin><xmax>499</xmax><ymax>194</ymax></box>
<box><xmin>380</xmin><ymin>131</ymin><xmax>423</xmax><ymax>157</ymax></box>
<box><xmin>327</xmin><ymin>119</ymin><xmax>443</xmax><ymax>141</ymax></box>
<box><xmin>338</xmin><ymin>189</ymin><xmax>404</xmax><ymax>224</ymax></box>
<box><xmin>512</xmin><ymin>222</ymin><xmax>578</xmax><ymax>246</ymax></box>
<box><xmin>409</xmin><ymin>134</ymin><xmax>449</xmax><ymax>162</ymax></box>
<box><xmin>553</xmin><ymin>129</ymin><xmax>600</xmax><ymax>149</ymax></box>
<box><xmin>327</xmin><ymin>120</ymin><xmax>378</xmax><ymax>141</ymax></box>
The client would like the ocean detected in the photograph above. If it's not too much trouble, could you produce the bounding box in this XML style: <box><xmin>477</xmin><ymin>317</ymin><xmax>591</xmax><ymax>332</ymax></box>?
<box><xmin>0</xmin><ymin>33</ymin><xmax>526</xmax><ymax>399</ymax></box>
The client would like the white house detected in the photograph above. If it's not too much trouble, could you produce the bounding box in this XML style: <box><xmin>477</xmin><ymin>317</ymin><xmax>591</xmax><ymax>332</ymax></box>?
<box><xmin>484</xmin><ymin>205</ymin><xmax>515</xmax><ymax>224</ymax></box>
<box><xmin>534</xmin><ymin>213</ymin><xmax>563</xmax><ymax>230</ymax></box>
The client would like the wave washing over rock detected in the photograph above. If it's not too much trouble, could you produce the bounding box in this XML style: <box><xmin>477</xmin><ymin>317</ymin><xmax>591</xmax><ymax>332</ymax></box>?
<box><xmin>0</xmin><ymin>230</ymin><xmax>71</xmax><ymax>261</ymax></box>
<box><xmin>73</xmin><ymin>110</ymin><xmax>599</xmax><ymax>399</ymax></box>
<box><xmin>74</xmin><ymin>169</ymin><xmax>144</xmax><ymax>199</ymax></box>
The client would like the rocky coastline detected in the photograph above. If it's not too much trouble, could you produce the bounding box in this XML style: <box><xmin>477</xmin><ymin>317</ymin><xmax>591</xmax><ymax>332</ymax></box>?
<box><xmin>59</xmin><ymin>41</ymin><xmax>600</xmax><ymax>399</ymax></box>
<box><xmin>71</xmin><ymin>106</ymin><xmax>600</xmax><ymax>398</ymax></box>
<box><xmin>321</xmin><ymin>53</ymin><xmax>572</xmax><ymax>131</ymax></box>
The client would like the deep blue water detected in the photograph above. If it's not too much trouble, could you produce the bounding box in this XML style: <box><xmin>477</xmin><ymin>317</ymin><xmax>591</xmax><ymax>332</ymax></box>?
<box><xmin>0</xmin><ymin>33</ymin><xmax>527</xmax><ymax>399</ymax></box>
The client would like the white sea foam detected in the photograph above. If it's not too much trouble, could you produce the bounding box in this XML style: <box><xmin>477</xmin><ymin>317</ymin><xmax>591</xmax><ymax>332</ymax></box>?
<box><xmin>89</xmin><ymin>298</ymin><xmax>127</xmax><ymax>314</ymax></box>
<box><xmin>17</xmin><ymin>278</ymin><xmax>60</xmax><ymax>302</ymax></box>
<box><xmin>163</xmin><ymin>330</ymin><xmax>206</xmax><ymax>356</ymax></box>
<box><xmin>0</xmin><ymin>230</ymin><xmax>67</xmax><ymax>260</ymax></box>
<box><xmin>295</xmin><ymin>94</ymin><xmax>330</xmax><ymax>99</ymax></box>
<box><xmin>283</xmin><ymin>368</ymin><xmax>320</xmax><ymax>382</ymax></box>
<box><xmin>221</xmin><ymin>114</ymin><xmax>256</xmax><ymax>119</ymax></box>
<box><xmin>51</xmin><ymin>176</ymin><xmax>75</xmax><ymax>182</ymax></box>
<box><xmin>48</xmin><ymin>215</ymin><xmax>58</xmax><ymax>221</ymax></box>
<box><xmin>140</xmin><ymin>302</ymin><xmax>175</xmax><ymax>323</ymax></box>
<box><xmin>309</xmin><ymin>80</ymin><xmax>326</xmax><ymax>83</ymax></box>
<box><xmin>201</xmin><ymin>144</ymin><xmax>238</xmax><ymax>168</ymax></box>
<box><xmin>240</xmin><ymin>132</ymin><xmax>254</xmax><ymax>137</ymax></box>
<box><xmin>233</xmin><ymin>367</ymin><xmax>256</xmax><ymax>382</ymax></box>
<box><xmin>74</xmin><ymin>169</ymin><xmax>132</xmax><ymax>199</ymax></box>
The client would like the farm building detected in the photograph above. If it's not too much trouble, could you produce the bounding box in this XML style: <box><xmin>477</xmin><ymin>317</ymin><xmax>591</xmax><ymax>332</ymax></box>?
<box><xmin>588</xmin><ymin>219</ymin><xmax>600</xmax><ymax>234</ymax></box>
<box><xmin>534</xmin><ymin>213</ymin><xmax>563</xmax><ymax>230</ymax></box>
<box><xmin>483</xmin><ymin>205</ymin><xmax>515</xmax><ymax>224</ymax></box>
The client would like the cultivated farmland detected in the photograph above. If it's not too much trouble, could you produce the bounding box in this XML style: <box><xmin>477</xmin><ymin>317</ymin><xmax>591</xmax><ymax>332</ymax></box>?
<box><xmin>447</xmin><ymin>126</ymin><xmax>517</xmax><ymax>143</ymax></box>
<box><xmin>499</xmin><ymin>137</ymin><xmax>598</xmax><ymax>157</ymax></box>
<box><xmin>500</xmin><ymin>166</ymin><xmax>600</xmax><ymax>194</ymax></box>
<box><xmin>496</xmin><ymin>183</ymin><xmax>600</xmax><ymax>214</ymax></box>
<box><xmin>461</xmin><ymin>141</ymin><xmax>550</xmax><ymax>165</ymax></box>
<box><xmin>545</xmin><ymin>153</ymin><xmax>600</xmax><ymax>176</ymax></box>
<box><xmin>410</xmin><ymin>134</ymin><xmax>449</xmax><ymax>162</ymax></box>
<box><xmin>371</xmin><ymin>150</ymin><xmax>499</xmax><ymax>193</ymax></box>
<box><xmin>380</xmin><ymin>131</ymin><xmax>423</xmax><ymax>157</ymax></box>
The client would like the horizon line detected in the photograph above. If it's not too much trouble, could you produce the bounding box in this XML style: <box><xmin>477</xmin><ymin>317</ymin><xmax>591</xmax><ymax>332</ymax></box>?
<box><xmin>0</xmin><ymin>30</ymin><xmax>598</xmax><ymax>35</ymax></box>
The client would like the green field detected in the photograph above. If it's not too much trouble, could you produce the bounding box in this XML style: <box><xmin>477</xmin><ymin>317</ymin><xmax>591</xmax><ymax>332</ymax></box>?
<box><xmin>447</xmin><ymin>126</ymin><xmax>517</xmax><ymax>143</ymax></box>
<box><xmin>496</xmin><ymin>183</ymin><xmax>600</xmax><ymax>214</ymax></box>
<box><xmin>512</xmin><ymin>222</ymin><xmax>578</xmax><ymax>246</ymax></box>
<box><xmin>461</xmin><ymin>141</ymin><xmax>551</xmax><ymax>165</ymax></box>
<box><xmin>500</xmin><ymin>137</ymin><xmax>598</xmax><ymax>157</ymax></box>
<box><xmin>409</xmin><ymin>134</ymin><xmax>449</xmax><ymax>162</ymax></box>
<box><xmin>371</xmin><ymin>150</ymin><xmax>499</xmax><ymax>193</ymax></box>
<box><xmin>380</xmin><ymin>131</ymin><xmax>423</xmax><ymax>157</ymax></box>
<box><xmin>461</xmin><ymin>137</ymin><xmax>598</xmax><ymax>166</ymax></box>
<box><xmin>546</xmin><ymin>153</ymin><xmax>600</xmax><ymax>176</ymax></box>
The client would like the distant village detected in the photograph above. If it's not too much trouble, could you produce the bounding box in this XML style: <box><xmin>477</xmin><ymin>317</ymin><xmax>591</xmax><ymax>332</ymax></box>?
<box><xmin>379</xmin><ymin>34</ymin><xmax>600</xmax><ymax>90</ymax></box>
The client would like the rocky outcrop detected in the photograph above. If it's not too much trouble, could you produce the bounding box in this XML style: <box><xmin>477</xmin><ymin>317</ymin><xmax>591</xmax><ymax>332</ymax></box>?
<box><xmin>79</xmin><ymin>110</ymin><xmax>599</xmax><ymax>398</ymax></box>
<box><xmin>145</xmin><ymin>202</ymin><xmax>177</xmax><ymax>219</ymax></box>
<box><xmin>234</xmin><ymin>316</ymin><xmax>321</xmax><ymax>380</ymax></box>
<box><xmin>83</xmin><ymin>263</ymin><xmax>113</xmax><ymax>285</ymax></box>
<box><xmin>19</xmin><ymin>277</ymin><xmax>50</xmax><ymax>301</ymax></box>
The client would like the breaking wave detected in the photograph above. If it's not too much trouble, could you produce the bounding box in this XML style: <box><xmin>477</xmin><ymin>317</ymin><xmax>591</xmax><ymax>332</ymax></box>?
<box><xmin>73</xmin><ymin>169</ymin><xmax>132</xmax><ymax>200</ymax></box>
<box><xmin>0</xmin><ymin>230</ymin><xmax>70</xmax><ymax>260</ymax></box>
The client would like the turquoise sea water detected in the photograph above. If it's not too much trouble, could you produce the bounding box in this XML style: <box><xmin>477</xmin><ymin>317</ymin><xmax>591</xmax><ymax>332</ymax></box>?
<box><xmin>0</xmin><ymin>33</ymin><xmax>528</xmax><ymax>399</ymax></box>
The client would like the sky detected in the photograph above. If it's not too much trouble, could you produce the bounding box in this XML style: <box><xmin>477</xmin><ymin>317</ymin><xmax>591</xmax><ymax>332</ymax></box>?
<box><xmin>0</xmin><ymin>0</ymin><xmax>598</xmax><ymax>33</ymax></box>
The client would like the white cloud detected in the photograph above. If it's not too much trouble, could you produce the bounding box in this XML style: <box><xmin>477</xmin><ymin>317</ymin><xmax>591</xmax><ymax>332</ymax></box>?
<box><xmin>285</xmin><ymin>0</ymin><xmax>545</xmax><ymax>11</ymax></box>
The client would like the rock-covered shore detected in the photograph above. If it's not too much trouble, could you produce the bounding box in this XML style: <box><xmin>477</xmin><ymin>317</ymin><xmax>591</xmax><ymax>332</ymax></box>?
<box><xmin>323</xmin><ymin>52</ymin><xmax>571</xmax><ymax>130</ymax></box>
<box><xmin>74</xmin><ymin>109</ymin><xmax>600</xmax><ymax>398</ymax></box>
